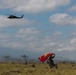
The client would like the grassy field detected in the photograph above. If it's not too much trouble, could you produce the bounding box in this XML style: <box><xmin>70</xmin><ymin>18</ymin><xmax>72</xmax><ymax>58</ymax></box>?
<box><xmin>0</xmin><ymin>62</ymin><xmax>76</xmax><ymax>75</ymax></box>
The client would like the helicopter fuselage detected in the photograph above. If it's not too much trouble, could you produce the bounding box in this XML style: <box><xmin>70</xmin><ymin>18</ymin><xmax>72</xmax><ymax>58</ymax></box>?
<box><xmin>7</xmin><ymin>15</ymin><xmax>23</xmax><ymax>19</ymax></box>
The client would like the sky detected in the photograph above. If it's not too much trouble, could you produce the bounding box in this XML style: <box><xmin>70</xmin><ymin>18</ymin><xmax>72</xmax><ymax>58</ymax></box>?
<box><xmin>0</xmin><ymin>0</ymin><xmax>76</xmax><ymax>60</ymax></box>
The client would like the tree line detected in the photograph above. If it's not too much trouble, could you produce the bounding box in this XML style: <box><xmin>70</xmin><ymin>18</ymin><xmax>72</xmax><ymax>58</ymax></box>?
<box><xmin>0</xmin><ymin>54</ymin><xmax>37</xmax><ymax>64</ymax></box>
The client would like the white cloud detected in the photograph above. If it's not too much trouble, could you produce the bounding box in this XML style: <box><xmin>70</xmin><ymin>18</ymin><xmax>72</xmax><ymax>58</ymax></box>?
<box><xmin>0</xmin><ymin>27</ymin><xmax>76</xmax><ymax>52</ymax></box>
<box><xmin>16</xmin><ymin>28</ymin><xmax>40</xmax><ymax>38</ymax></box>
<box><xmin>0</xmin><ymin>28</ymin><xmax>41</xmax><ymax>49</ymax></box>
<box><xmin>69</xmin><ymin>38</ymin><xmax>76</xmax><ymax>44</ymax></box>
<box><xmin>68</xmin><ymin>4</ymin><xmax>76</xmax><ymax>11</ymax></box>
<box><xmin>52</xmin><ymin>31</ymin><xmax>62</xmax><ymax>36</ymax></box>
<box><xmin>0</xmin><ymin>34</ymin><xmax>10</xmax><ymax>39</ymax></box>
<box><xmin>17</xmin><ymin>28</ymin><xmax>40</xmax><ymax>36</ymax></box>
<box><xmin>49</xmin><ymin>13</ymin><xmax>76</xmax><ymax>25</ymax></box>
<box><xmin>58</xmin><ymin>38</ymin><xmax>76</xmax><ymax>51</ymax></box>
<box><xmin>0</xmin><ymin>0</ymin><xmax>71</xmax><ymax>13</ymax></box>
<box><xmin>0</xmin><ymin>30</ymin><xmax>76</xmax><ymax>52</ymax></box>
<box><xmin>0</xmin><ymin>15</ymin><xmax>35</xmax><ymax>27</ymax></box>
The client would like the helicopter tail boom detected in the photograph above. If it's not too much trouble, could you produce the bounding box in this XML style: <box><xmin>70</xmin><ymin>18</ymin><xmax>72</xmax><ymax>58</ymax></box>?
<box><xmin>21</xmin><ymin>15</ymin><xmax>24</xmax><ymax>18</ymax></box>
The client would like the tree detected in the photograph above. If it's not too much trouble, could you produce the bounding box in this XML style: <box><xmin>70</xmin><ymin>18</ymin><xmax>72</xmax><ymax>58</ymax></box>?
<box><xmin>21</xmin><ymin>55</ymin><xmax>28</xmax><ymax>65</ymax></box>
<box><xmin>3</xmin><ymin>55</ymin><xmax>11</xmax><ymax>62</ymax></box>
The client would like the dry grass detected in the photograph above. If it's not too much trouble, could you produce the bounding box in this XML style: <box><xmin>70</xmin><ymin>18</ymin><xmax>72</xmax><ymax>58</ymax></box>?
<box><xmin>0</xmin><ymin>62</ymin><xmax>76</xmax><ymax>75</ymax></box>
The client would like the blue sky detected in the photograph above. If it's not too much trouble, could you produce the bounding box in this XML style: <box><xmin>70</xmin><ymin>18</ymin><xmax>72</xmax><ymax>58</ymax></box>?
<box><xmin>0</xmin><ymin>0</ymin><xmax>76</xmax><ymax>60</ymax></box>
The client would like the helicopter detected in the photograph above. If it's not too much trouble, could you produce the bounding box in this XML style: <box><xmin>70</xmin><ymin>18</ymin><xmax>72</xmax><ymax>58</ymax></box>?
<box><xmin>6</xmin><ymin>14</ymin><xmax>24</xmax><ymax>19</ymax></box>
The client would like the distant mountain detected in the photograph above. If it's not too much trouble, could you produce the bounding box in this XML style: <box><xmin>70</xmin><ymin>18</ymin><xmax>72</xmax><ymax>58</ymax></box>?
<box><xmin>0</xmin><ymin>47</ymin><xmax>35</xmax><ymax>57</ymax></box>
<box><xmin>54</xmin><ymin>56</ymin><xmax>75</xmax><ymax>63</ymax></box>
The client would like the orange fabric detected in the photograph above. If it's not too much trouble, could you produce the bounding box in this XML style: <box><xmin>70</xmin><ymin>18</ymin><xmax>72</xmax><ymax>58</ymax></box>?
<box><xmin>38</xmin><ymin>52</ymin><xmax>53</xmax><ymax>62</ymax></box>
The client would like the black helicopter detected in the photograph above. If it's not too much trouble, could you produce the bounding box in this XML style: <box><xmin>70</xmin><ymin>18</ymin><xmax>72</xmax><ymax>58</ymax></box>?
<box><xmin>6</xmin><ymin>14</ymin><xmax>24</xmax><ymax>19</ymax></box>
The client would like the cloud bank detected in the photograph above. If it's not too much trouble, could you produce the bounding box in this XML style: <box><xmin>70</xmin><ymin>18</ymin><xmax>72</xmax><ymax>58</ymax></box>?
<box><xmin>0</xmin><ymin>0</ymin><xmax>71</xmax><ymax>13</ymax></box>
<box><xmin>0</xmin><ymin>28</ymin><xmax>76</xmax><ymax>53</ymax></box>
